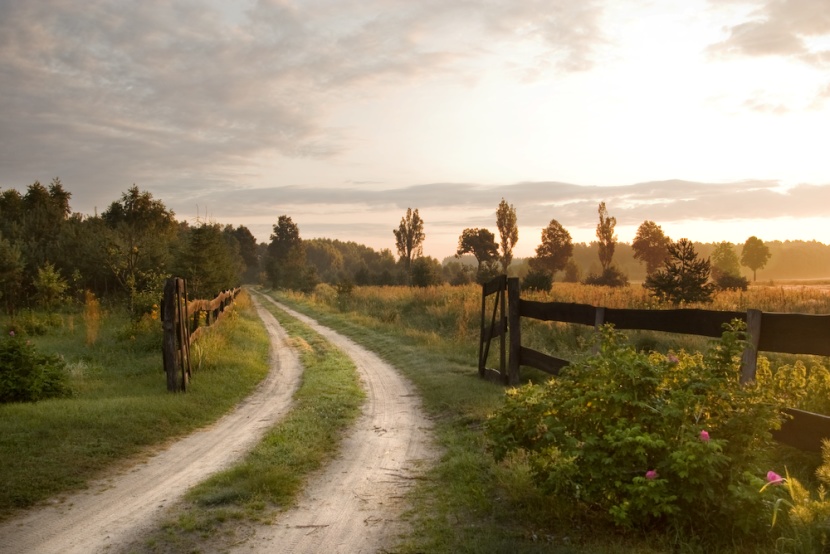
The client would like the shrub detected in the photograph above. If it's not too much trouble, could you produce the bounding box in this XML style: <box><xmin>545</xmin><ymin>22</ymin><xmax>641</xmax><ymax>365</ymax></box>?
<box><xmin>583</xmin><ymin>266</ymin><xmax>629</xmax><ymax>287</ymax></box>
<box><xmin>522</xmin><ymin>269</ymin><xmax>552</xmax><ymax>292</ymax></box>
<box><xmin>0</xmin><ymin>331</ymin><xmax>71</xmax><ymax>403</ymax></box>
<box><xmin>714</xmin><ymin>272</ymin><xmax>750</xmax><ymax>292</ymax></box>
<box><xmin>486</xmin><ymin>322</ymin><xmax>785</xmax><ymax>540</ymax></box>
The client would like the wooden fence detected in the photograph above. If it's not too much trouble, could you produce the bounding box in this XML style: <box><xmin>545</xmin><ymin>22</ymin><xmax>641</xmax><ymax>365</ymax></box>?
<box><xmin>161</xmin><ymin>277</ymin><xmax>241</xmax><ymax>392</ymax></box>
<box><xmin>480</xmin><ymin>276</ymin><xmax>830</xmax><ymax>451</ymax></box>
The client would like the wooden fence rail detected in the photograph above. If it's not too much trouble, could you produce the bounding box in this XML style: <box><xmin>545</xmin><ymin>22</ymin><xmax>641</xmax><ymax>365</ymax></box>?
<box><xmin>480</xmin><ymin>276</ymin><xmax>830</xmax><ymax>451</ymax></box>
<box><xmin>161</xmin><ymin>277</ymin><xmax>241</xmax><ymax>392</ymax></box>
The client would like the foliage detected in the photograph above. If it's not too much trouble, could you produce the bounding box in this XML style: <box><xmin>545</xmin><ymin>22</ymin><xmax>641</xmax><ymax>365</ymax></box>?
<box><xmin>266</xmin><ymin>215</ymin><xmax>317</xmax><ymax>292</ymax></box>
<box><xmin>714</xmin><ymin>272</ymin><xmax>750</xmax><ymax>291</ymax></box>
<box><xmin>522</xmin><ymin>268</ymin><xmax>553</xmax><ymax>292</ymax></box>
<box><xmin>759</xmin><ymin>442</ymin><xmax>830</xmax><ymax>554</ymax></box>
<box><xmin>632</xmin><ymin>220</ymin><xmax>671</xmax><ymax>276</ymax></box>
<box><xmin>486</xmin><ymin>323</ymin><xmax>785</xmax><ymax>541</ymax></box>
<box><xmin>756</xmin><ymin>358</ymin><xmax>830</xmax><ymax>415</ymax></box>
<box><xmin>0</xmin><ymin>331</ymin><xmax>71</xmax><ymax>403</ymax></box>
<box><xmin>33</xmin><ymin>262</ymin><xmax>68</xmax><ymax>310</ymax></box>
<box><xmin>496</xmin><ymin>198</ymin><xmax>519</xmax><ymax>272</ymax></box>
<box><xmin>596</xmin><ymin>201</ymin><xmax>617</xmax><ymax>271</ymax></box>
<box><xmin>583</xmin><ymin>265</ymin><xmax>629</xmax><ymax>287</ymax></box>
<box><xmin>393</xmin><ymin>207</ymin><xmax>425</xmax><ymax>278</ymax></box>
<box><xmin>0</xmin><ymin>234</ymin><xmax>23</xmax><ymax>313</ymax></box>
<box><xmin>529</xmin><ymin>219</ymin><xmax>573</xmax><ymax>277</ymax></box>
<box><xmin>742</xmin><ymin>236</ymin><xmax>772</xmax><ymax>282</ymax></box>
<box><xmin>456</xmin><ymin>227</ymin><xmax>499</xmax><ymax>279</ymax></box>
<box><xmin>711</xmin><ymin>241</ymin><xmax>741</xmax><ymax>277</ymax></box>
<box><xmin>644</xmin><ymin>238</ymin><xmax>715</xmax><ymax>304</ymax></box>
<box><xmin>411</xmin><ymin>256</ymin><xmax>444</xmax><ymax>287</ymax></box>
<box><xmin>174</xmin><ymin>222</ymin><xmax>244</xmax><ymax>298</ymax></box>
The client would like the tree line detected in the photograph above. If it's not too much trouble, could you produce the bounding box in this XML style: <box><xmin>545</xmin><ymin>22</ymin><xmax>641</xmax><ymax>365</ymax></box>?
<box><xmin>3</xmin><ymin>179</ymin><xmax>828</xmax><ymax>314</ymax></box>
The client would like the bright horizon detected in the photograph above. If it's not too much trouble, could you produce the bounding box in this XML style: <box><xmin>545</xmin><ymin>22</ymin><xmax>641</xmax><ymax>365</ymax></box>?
<box><xmin>1</xmin><ymin>1</ymin><xmax>828</xmax><ymax>260</ymax></box>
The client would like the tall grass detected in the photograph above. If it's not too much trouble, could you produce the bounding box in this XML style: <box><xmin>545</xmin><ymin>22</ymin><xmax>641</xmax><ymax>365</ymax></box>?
<box><xmin>0</xmin><ymin>291</ymin><xmax>270</xmax><ymax>520</ymax></box>
<box><xmin>276</xmin><ymin>281</ymin><xmax>830</xmax><ymax>553</ymax></box>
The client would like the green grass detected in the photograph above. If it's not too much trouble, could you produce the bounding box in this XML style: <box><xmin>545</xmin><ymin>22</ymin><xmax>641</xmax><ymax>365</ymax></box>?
<box><xmin>272</xmin><ymin>286</ymin><xmax>793</xmax><ymax>553</ymax></box>
<box><xmin>0</xmin><ymin>292</ymin><xmax>270</xmax><ymax>520</ymax></box>
<box><xmin>132</xmin><ymin>296</ymin><xmax>365</xmax><ymax>553</ymax></box>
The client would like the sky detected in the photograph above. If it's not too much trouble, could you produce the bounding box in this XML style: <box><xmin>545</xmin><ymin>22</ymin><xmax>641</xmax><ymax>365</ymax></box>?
<box><xmin>1</xmin><ymin>0</ymin><xmax>829</xmax><ymax>260</ymax></box>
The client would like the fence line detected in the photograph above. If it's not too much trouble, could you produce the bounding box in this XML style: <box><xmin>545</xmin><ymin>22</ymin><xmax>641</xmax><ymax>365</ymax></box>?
<box><xmin>480</xmin><ymin>277</ymin><xmax>830</xmax><ymax>451</ymax></box>
<box><xmin>161</xmin><ymin>277</ymin><xmax>240</xmax><ymax>392</ymax></box>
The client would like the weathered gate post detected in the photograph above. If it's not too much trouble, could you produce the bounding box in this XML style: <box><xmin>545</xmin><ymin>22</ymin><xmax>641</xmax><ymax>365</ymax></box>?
<box><xmin>162</xmin><ymin>278</ymin><xmax>178</xmax><ymax>392</ymax></box>
<box><xmin>507</xmin><ymin>277</ymin><xmax>521</xmax><ymax>386</ymax></box>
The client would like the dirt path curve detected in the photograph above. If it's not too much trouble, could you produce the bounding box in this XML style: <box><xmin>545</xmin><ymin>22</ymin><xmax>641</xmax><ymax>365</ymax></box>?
<box><xmin>231</xmin><ymin>295</ymin><xmax>437</xmax><ymax>554</ymax></box>
<box><xmin>0</xmin><ymin>296</ymin><xmax>303</xmax><ymax>554</ymax></box>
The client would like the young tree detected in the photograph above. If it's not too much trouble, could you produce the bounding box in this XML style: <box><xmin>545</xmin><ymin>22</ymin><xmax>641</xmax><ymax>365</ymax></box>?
<box><xmin>411</xmin><ymin>256</ymin><xmax>444</xmax><ymax>287</ymax></box>
<box><xmin>741</xmin><ymin>236</ymin><xmax>771</xmax><ymax>281</ymax></box>
<box><xmin>632</xmin><ymin>220</ymin><xmax>670</xmax><ymax>276</ymax></box>
<box><xmin>457</xmin><ymin>228</ymin><xmax>499</xmax><ymax>282</ymax></box>
<box><xmin>596</xmin><ymin>201</ymin><xmax>617</xmax><ymax>271</ymax></box>
<box><xmin>393</xmin><ymin>208</ymin><xmax>425</xmax><ymax>281</ymax></box>
<box><xmin>644</xmin><ymin>238</ymin><xmax>714</xmax><ymax>304</ymax></box>
<box><xmin>496</xmin><ymin>198</ymin><xmax>518</xmax><ymax>273</ymax></box>
<box><xmin>529</xmin><ymin>219</ymin><xmax>573</xmax><ymax>278</ymax></box>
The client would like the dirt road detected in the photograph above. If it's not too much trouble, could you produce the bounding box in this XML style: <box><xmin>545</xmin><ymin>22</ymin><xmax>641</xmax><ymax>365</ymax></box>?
<box><xmin>230</xmin><ymin>295</ymin><xmax>437</xmax><ymax>554</ymax></box>
<box><xmin>0</xmin><ymin>294</ymin><xmax>436</xmax><ymax>554</ymax></box>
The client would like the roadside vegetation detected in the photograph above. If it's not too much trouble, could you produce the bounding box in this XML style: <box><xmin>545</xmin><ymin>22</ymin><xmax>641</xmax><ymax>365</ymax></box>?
<box><xmin>0</xmin><ymin>291</ymin><xmax>269</xmax><ymax>520</ymax></box>
<box><xmin>277</xmin><ymin>281</ymin><xmax>830</xmax><ymax>553</ymax></box>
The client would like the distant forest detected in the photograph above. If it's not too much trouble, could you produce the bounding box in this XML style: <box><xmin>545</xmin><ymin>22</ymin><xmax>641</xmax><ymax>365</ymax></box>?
<box><xmin>2</xmin><ymin>179</ymin><xmax>829</xmax><ymax>316</ymax></box>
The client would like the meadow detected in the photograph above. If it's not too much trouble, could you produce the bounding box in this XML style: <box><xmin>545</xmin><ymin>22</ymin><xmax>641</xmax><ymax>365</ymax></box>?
<box><xmin>3</xmin><ymin>281</ymin><xmax>830</xmax><ymax>552</ymax></box>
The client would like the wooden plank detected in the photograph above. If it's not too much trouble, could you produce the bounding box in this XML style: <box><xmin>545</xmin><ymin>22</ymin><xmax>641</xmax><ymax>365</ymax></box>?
<box><xmin>604</xmin><ymin>308</ymin><xmax>746</xmax><ymax>337</ymax></box>
<box><xmin>758</xmin><ymin>313</ymin><xmax>830</xmax><ymax>356</ymax></box>
<box><xmin>772</xmin><ymin>408</ymin><xmax>830</xmax><ymax>452</ymax></box>
<box><xmin>519</xmin><ymin>346</ymin><xmax>569</xmax><ymax>376</ymax></box>
<box><xmin>482</xmin><ymin>275</ymin><xmax>507</xmax><ymax>297</ymax></box>
<box><xmin>520</xmin><ymin>300</ymin><xmax>596</xmax><ymax>326</ymax></box>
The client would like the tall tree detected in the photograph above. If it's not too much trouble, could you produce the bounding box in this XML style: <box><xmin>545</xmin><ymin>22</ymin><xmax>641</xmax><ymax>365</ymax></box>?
<box><xmin>644</xmin><ymin>238</ymin><xmax>714</xmax><ymax>304</ymax></box>
<box><xmin>632</xmin><ymin>220</ymin><xmax>670</xmax><ymax>276</ymax></box>
<box><xmin>530</xmin><ymin>219</ymin><xmax>574</xmax><ymax>277</ymax></box>
<box><xmin>393</xmin><ymin>208</ymin><xmax>425</xmax><ymax>281</ymax></box>
<box><xmin>496</xmin><ymin>198</ymin><xmax>518</xmax><ymax>273</ymax></box>
<box><xmin>267</xmin><ymin>215</ymin><xmax>315</xmax><ymax>291</ymax></box>
<box><xmin>596</xmin><ymin>201</ymin><xmax>617</xmax><ymax>271</ymax></box>
<box><xmin>101</xmin><ymin>185</ymin><xmax>177</xmax><ymax>313</ymax></box>
<box><xmin>711</xmin><ymin>241</ymin><xmax>741</xmax><ymax>278</ymax></box>
<box><xmin>0</xmin><ymin>234</ymin><xmax>23</xmax><ymax>313</ymax></box>
<box><xmin>741</xmin><ymin>236</ymin><xmax>771</xmax><ymax>282</ymax></box>
<box><xmin>456</xmin><ymin>228</ymin><xmax>499</xmax><ymax>276</ymax></box>
<box><xmin>175</xmin><ymin>223</ymin><xmax>244</xmax><ymax>298</ymax></box>
<box><xmin>231</xmin><ymin>225</ymin><xmax>260</xmax><ymax>281</ymax></box>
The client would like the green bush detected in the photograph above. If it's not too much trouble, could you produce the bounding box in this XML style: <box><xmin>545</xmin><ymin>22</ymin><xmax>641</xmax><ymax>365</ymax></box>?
<box><xmin>486</xmin><ymin>322</ymin><xmax>785</xmax><ymax>540</ymax></box>
<box><xmin>0</xmin><ymin>331</ymin><xmax>71</xmax><ymax>403</ymax></box>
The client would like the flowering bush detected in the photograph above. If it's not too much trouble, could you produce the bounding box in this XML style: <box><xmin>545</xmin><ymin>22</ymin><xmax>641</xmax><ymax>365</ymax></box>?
<box><xmin>0</xmin><ymin>331</ymin><xmax>71</xmax><ymax>403</ymax></box>
<box><xmin>486</xmin><ymin>322</ymin><xmax>786</xmax><ymax>538</ymax></box>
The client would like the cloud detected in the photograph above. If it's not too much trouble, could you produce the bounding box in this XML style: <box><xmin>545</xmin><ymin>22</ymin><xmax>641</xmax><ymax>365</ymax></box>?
<box><xmin>708</xmin><ymin>0</ymin><xmax>830</xmax><ymax>66</ymax></box>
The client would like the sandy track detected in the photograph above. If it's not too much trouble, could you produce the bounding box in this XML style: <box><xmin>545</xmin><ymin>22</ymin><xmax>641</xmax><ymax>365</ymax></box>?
<box><xmin>0</xmin><ymin>296</ymin><xmax>303</xmax><ymax>554</ymax></box>
<box><xmin>231</xmin><ymin>295</ymin><xmax>437</xmax><ymax>554</ymax></box>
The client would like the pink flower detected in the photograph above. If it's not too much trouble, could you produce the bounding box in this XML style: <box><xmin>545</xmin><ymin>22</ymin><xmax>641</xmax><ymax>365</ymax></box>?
<box><xmin>767</xmin><ymin>471</ymin><xmax>784</xmax><ymax>485</ymax></box>
<box><xmin>667</xmin><ymin>354</ymin><xmax>679</xmax><ymax>364</ymax></box>
<box><xmin>645</xmin><ymin>470</ymin><xmax>658</xmax><ymax>480</ymax></box>
<box><xmin>699</xmin><ymin>430</ymin><xmax>710</xmax><ymax>443</ymax></box>
<box><xmin>8</xmin><ymin>330</ymin><xmax>14</xmax><ymax>337</ymax></box>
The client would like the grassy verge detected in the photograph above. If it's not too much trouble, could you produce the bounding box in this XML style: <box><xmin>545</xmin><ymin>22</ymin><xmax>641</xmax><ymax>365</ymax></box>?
<box><xmin>0</xmin><ymin>291</ymin><xmax>270</xmax><ymax>520</ymax></box>
<box><xmin>133</xmin><ymin>296</ymin><xmax>365</xmax><ymax>553</ymax></box>
<box><xmin>273</xmin><ymin>287</ymin><xmax>789</xmax><ymax>553</ymax></box>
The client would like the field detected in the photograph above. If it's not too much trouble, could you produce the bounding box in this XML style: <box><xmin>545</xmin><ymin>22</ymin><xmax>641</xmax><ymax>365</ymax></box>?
<box><xmin>3</xmin><ymin>281</ymin><xmax>830</xmax><ymax>552</ymax></box>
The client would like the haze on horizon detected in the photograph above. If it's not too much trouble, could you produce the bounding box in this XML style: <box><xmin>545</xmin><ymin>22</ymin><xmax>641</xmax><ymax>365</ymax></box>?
<box><xmin>1</xmin><ymin>0</ymin><xmax>828</xmax><ymax>260</ymax></box>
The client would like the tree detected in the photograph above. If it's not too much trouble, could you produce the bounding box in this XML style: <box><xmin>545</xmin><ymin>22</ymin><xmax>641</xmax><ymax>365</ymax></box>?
<box><xmin>741</xmin><ymin>236</ymin><xmax>771</xmax><ymax>282</ymax></box>
<box><xmin>457</xmin><ymin>228</ymin><xmax>499</xmax><ymax>282</ymax></box>
<box><xmin>644</xmin><ymin>238</ymin><xmax>714</xmax><ymax>304</ymax></box>
<box><xmin>266</xmin><ymin>215</ymin><xmax>314</xmax><ymax>291</ymax></box>
<box><xmin>596</xmin><ymin>202</ymin><xmax>617</xmax><ymax>271</ymax></box>
<box><xmin>33</xmin><ymin>262</ymin><xmax>68</xmax><ymax>310</ymax></box>
<box><xmin>632</xmin><ymin>220</ymin><xmax>670</xmax><ymax>276</ymax></box>
<box><xmin>711</xmin><ymin>241</ymin><xmax>749</xmax><ymax>291</ymax></box>
<box><xmin>232</xmin><ymin>225</ymin><xmax>260</xmax><ymax>282</ymax></box>
<box><xmin>411</xmin><ymin>256</ymin><xmax>443</xmax><ymax>287</ymax></box>
<box><xmin>101</xmin><ymin>186</ymin><xmax>178</xmax><ymax>314</ymax></box>
<box><xmin>393</xmin><ymin>208</ymin><xmax>425</xmax><ymax>282</ymax></box>
<box><xmin>529</xmin><ymin>219</ymin><xmax>573</xmax><ymax>278</ymax></box>
<box><xmin>174</xmin><ymin>223</ymin><xmax>244</xmax><ymax>298</ymax></box>
<box><xmin>0</xmin><ymin>235</ymin><xmax>23</xmax><ymax>313</ymax></box>
<box><xmin>496</xmin><ymin>198</ymin><xmax>518</xmax><ymax>273</ymax></box>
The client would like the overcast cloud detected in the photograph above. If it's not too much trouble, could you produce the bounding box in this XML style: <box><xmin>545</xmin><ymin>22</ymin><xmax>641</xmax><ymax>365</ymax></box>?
<box><xmin>1</xmin><ymin>0</ymin><xmax>828</xmax><ymax>257</ymax></box>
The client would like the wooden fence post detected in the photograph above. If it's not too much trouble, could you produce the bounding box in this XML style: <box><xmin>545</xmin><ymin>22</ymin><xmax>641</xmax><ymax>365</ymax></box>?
<box><xmin>740</xmin><ymin>308</ymin><xmax>762</xmax><ymax>384</ymax></box>
<box><xmin>507</xmin><ymin>277</ymin><xmax>521</xmax><ymax>386</ymax></box>
<box><xmin>162</xmin><ymin>278</ymin><xmax>178</xmax><ymax>392</ymax></box>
